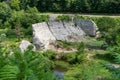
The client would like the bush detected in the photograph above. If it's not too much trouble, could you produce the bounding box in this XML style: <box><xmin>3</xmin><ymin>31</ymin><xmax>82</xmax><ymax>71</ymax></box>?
<box><xmin>55</xmin><ymin>15</ymin><xmax>72</xmax><ymax>22</ymax></box>
<box><xmin>61</xmin><ymin>42</ymin><xmax>87</xmax><ymax>64</ymax></box>
<box><xmin>64</xmin><ymin>61</ymin><xmax>112</xmax><ymax>80</ymax></box>
<box><xmin>8</xmin><ymin>10</ymin><xmax>49</xmax><ymax>37</ymax></box>
<box><xmin>75</xmin><ymin>15</ymin><xmax>120</xmax><ymax>46</ymax></box>
<box><xmin>56</xmin><ymin>41</ymin><xmax>78</xmax><ymax>50</ymax></box>
<box><xmin>0</xmin><ymin>47</ymin><xmax>57</xmax><ymax>80</ymax></box>
<box><xmin>0</xmin><ymin>33</ymin><xmax>6</xmax><ymax>42</ymax></box>
<box><xmin>61</xmin><ymin>53</ymin><xmax>76</xmax><ymax>63</ymax></box>
<box><xmin>0</xmin><ymin>2</ymin><xmax>11</xmax><ymax>23</ymax></box>
<box><xmin>107</xmin><ymin>46</ymin><xmax>120</xmax><ymax>63</ymax></box>
<box><xmin>6</xmin><ymin>29</ymin><xmax>16</xmax><ymax>38</ymax></box>
<box><xmin>43</xmin><ymin>50</ymin><xmax>56</xmax><ymax>60</ymax></box>
<box><xmin>75</xmin><ymin>42</ymin><xmax>86</xmax><ymax>63</ymax></box>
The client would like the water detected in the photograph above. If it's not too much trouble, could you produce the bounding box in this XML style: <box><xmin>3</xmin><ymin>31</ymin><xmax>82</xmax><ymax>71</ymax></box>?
<box><xmin>53</xmin><ymin>65</ymin><xmax>67</xmax><ymax>80</ymax></box>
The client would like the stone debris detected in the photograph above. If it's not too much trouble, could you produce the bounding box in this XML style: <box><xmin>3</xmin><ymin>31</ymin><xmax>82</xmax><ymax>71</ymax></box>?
<box><xmin>19</xmin><ymin>40</ymin><xmax>36</xmax><ymax>53</ymax></box>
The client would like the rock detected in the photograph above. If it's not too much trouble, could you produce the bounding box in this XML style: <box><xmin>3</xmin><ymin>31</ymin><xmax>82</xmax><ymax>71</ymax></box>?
<box><xmin>32</xmin><ymin>22</ymin><xmax>56</xmax><ymax>50</ymax></box>
<box><xmin>75</xmin><ymin>20</ymin><xmax>98</xmax><ymax>36</ymax></box>
<box><xmin>32</xmin><ymin>37</ymin><xmax>43</xmax><ymax>50</ymax></box>
<box><xmin>32</xmin><ymin>20</ymin><xmax>99</xmax><ymax>50</ymax></box>
<box><xmin>19</xmin><ymin>40</ymin><xmax>36</xmax><ymax>53</ymax></box>
<box><xmin>47</xmin><ymin>21</ymin><xmax>85</xmax><ymax>42</ymax></box>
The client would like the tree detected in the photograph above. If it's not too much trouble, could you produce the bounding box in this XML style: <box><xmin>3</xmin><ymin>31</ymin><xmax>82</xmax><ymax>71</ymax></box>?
<box><xmin>0</xmin><ymin>2</ymin><xmax>11</xmax><ymax>23</ymax></box>
<box><xmin>20</xmin><ymin>0</ymin><xmax>28</xmax><ymax>10</ymax></box>
<box><xmin>14</xmin><ymin>18</ymin><xmax>23</xmax><ymax>40</ymax></box>
<box><xmin>10</xmin><ymin>0</ymin><xmax>20</xmax><ymax>11</ymax></box>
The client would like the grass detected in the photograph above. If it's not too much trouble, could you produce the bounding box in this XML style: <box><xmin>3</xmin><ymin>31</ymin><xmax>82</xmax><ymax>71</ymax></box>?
<box><xmin>38</xmin><ymin>12</ymin><xmax>120</xmax><ymax>17</ymax></box>
<box><xmin>54</xmin><ymin>60</ymin><xmax>71</xmax><ymax>69</ymax></box>
<box><xmin>84</xmin><ymin>36</ymin><xmax>104</xmax><ymax>50</ymax></box>
<box><xmin>56</xmin><ymin>41</ymin><xmax>79</xmax><ymax>49</ymax></box>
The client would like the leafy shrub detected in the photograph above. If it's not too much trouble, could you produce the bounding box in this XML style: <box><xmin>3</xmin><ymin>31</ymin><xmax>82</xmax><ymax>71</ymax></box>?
<box><xmin>54</xmin><ymin>60</ymin><xmax>70</xmax><ymax>69</ymax></box>
<box><xmin>61</xmin><ymin>53</ymin><xmax>76</xmax><ymax>63</ymax></box>
<box><xmin>107</xmin><ymin>46</ymin><xmax>120</xmax><ymax>63</ymax></box>
<box><xmin>0</xmin><ymin>33</ymin><xmax>6</xmax><ymax>42</ymax></box>
<box><xmin>64</xmin><ymin>61</ymin><xmax>112</xmax><ymax>80</ymax></box>
<box><xmin>75</xmin><ymin>42</ymin><xmax>87</xmax><ymax>63</ymax></box>
<box><xmin>8</xmin><ymin>10</ymin><xmax>49</xmax><ymax>37</ymax></box>
<box><xmin>56</xmin><ymin>41</ymin><xmax>78</xmax><ymax>50</ymax></box>
<box><xmin>26</xmin><ymin>6</ymin><xmax>39</xmax><ymax>13</ymax></box>
<box><xmin>0</xmin><ymin>47</ymin><xmax>57</xmax><ymax>80</ymax></box>
<box><xmin>95</xmin><ymin>17</ymin><xmax>118</xmax><ymax>32</ymax></box>
<box><xmin>61</xmin><ymin>42</ymin><xmax>87</xmax><ymax>64</ymax></box>
<box><xmin>74</xmin><ymin>15</ymin><xmax>92</xmax><ymax>20</ymax></box>
<box><xmin>43</xmin><ymin>50</ymin><xmax>56</xmax><ymax>60</ymax></box>
<box><xmin>6</xmin><ymin>29</ymin><xmax>16</xmax><ymax>38</ymax></box>
<box><xmin>105</xmin><ymin>63</ymin><xmax>120</xmax><ymax>80</ymax></box>
<box><xmin>0</xmin><ymin>19</ymin><xmax>3</xmax><ymax>28</ymax></box>
<box><xmin>55</xmin><ymin>15</ymin><xmax>72</xmax><ymax>22</ymax></box>
<box><xmin>0</xmin><ymin>2</ymin><xmax>11</xmax><ymax>23</ymax></box>
<box><xmin>10</xmin><ymin>0</ymin><xmax>20</xmax><ymax>11</ymax></box>
<box><xmin>75</xmin><ymin>15</ymin><xmax>120</xmax><ymax>46</ymax></box>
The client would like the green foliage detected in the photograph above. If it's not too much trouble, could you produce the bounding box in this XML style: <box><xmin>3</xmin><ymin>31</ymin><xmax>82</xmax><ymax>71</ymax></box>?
<box><xmin>10</xmin><ymin>0</ymin><xmax>20</xmax><ymax>11</ymax></box>
<box><xmin>54</xmin><ymin>60</ymin><xmax>70</xmax><ymax>69</ymax></box>
<box><xmin>61</xmin><ymin>53</ymin><xmax>76</xmax><ymax>64</ymax></box>
<box><xmin>116</xmin><ymin>35</ymin><xmax>120</xmax><ymax>46</ymax></box>
<box><xmin>7</xmin><ymin>10</ymin><xmax>49</xmax><ymax>36</ymax></box>
<box><xmin>74</xmin><ymin>0</ymin><xmax>90</xmax><ymax>12</ymax></box>
<box><xmin>56</xmin><ymin>41</ymin><xmax>78</xmax><ymax>49</ymax></box>
<box><xmin>61</xmin><ymin>42</ymin><xmax>86</xmax><ymax>64</ymax></box>
<box><xmin>76</xmin><ymin>15</ymin><xmax>120</xmax><ymax>46</ymax></box>
<box><xmin>75</xmin><ymin>42</ymin><xmax>86</xmax><ymax>63</ymax></box>
<box><xmin>0</xmin><ymin>19</ymin><xmax>3</xmax><ymax>27</ymax></box>
<box><xmin>0</xmin><ymin>33</ymin><xmax>6</xmax><ymax>42</ymax></box>
<box><xmin>8</xmin><ymin>10</ymin><xmax>25</xmax><ymax>29</ymax></box>
<box><xmin>43</xmin><ymin>50</ymin><xmax>56</xmax><ymax>60</ymax></box>
<box><xmin>1</xmin><ymin>0</ymin><xmax>120</xmax><ymax>13</ymax></box>
<box><xmin>0</xmin><ymin>28</ymin><xmax>7</xmax><ymax>34</ymax></box>
<box><xmin>55</xmin><ymin>15</ymin><xmax>72</xmax><ymax>22</ymax></box>
<box><xmin>6</xmin><ymin>29</ymin><xmax>16</xmax><ymax>38</ymax></box>
<box><xmin>0</xmin><ymin>46</ymin><xmax>9</xmax><ymax>68</ymax></box>
<box><xmin>107</xmin><ymin>46</ymin><xmax>120</xmax><ymax>63</ymax></box>
<box><xmin>0</xmin><ymin>47</ymin><xmax>57</xmax><ymax>80</ymax></box>
<box><xmin>34</xmin><ymin>0</ymin><xmax>120</xmax><ymax>13</ymax></box>
<box><xmin>0</xmin><ymin>2</ymin><xmax>11</xmax><ymax>24</ymax></box>
<box><xmin>77</xmin><ymin>42</ymin><xmax>85</xmax><ymax>54</ymax></box>
<box><xmin>26</xmin><ymin>6</ymin><xmax>39</xmax><ymax>13</ymax></box>
<box><xmin>95</xmin><ymin>17</ymin><xmax>118</xmax><ymax>32</ymax></box>
<box><xmin>0</xmin><ymin>65</ymin><xmax>19</xmax><ymax>80</ymax></box>
<box><xmin>106</xmin><ymin>64</ymin><xmax>120</xmax><ymax>80</ymax></box>
<box><xmin>64</xmin><ymin>61</ymin><xmax>112</xmax><ymax>80</ymax></box>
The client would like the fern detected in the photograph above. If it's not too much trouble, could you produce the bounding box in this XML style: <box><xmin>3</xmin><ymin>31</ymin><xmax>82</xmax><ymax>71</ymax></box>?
<box><xmin>0</xmin><ymin>47</ymin><xmax>57</xmax><ymax>80</ymax></box>
<box><xmin>0</xmin><ymin>65</ymin><xmax>19</xmax><ymax>80</ymax></box>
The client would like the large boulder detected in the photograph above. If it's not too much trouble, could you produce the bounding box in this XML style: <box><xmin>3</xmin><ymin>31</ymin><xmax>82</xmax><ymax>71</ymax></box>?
<box><xmin>32</xmin><ymin>20</ymin><xmax>99</xmax><ymax>50</ymax></box>
<box><xmin>32</xmin><ymin>22</ymin><xmax>56</xmax><ymax>50</ymax></box>
<box><xmin>19</xmin><ymin>40</ymin><xmax>36</xmax><ymax>53</ymax></box>
<box><xmin>75</xmin><ymin>20</ymin><xmax>98</xmax><ymax>36</ymax></box>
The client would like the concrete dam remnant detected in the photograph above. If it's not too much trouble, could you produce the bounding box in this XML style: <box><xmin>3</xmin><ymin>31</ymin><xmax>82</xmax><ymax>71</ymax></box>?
<box><xmin>32</xmin><ymin>20</ymin><xmax>98</xmax><ymax>50</ymax></box>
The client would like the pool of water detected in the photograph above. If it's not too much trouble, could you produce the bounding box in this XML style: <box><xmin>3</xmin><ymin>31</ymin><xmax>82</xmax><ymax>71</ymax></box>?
<box><xmin>53</xmin><ymin>65</ymin><xmax>68</xmax><ymax>80</ymax></box>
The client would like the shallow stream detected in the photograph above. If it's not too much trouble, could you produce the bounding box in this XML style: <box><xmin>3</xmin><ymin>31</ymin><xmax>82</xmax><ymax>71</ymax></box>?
<box><xmin>53</xmin><ymin>65</ymin><xmax>68</xmax><ymax>80</ymax></box>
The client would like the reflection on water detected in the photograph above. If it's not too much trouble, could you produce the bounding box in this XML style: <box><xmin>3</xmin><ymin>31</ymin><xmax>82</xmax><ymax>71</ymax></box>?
<box><xmin>53</xmin><ymin>65</ymin><xmax>67</xmax><ymax>80</ymax></box>
<box><xmin>54</xmin><ymin>70</ymin><xmax>65</xmax><ymax>80</ymax></box>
